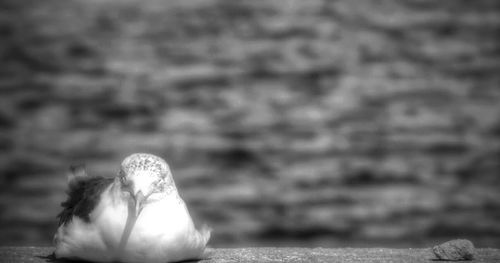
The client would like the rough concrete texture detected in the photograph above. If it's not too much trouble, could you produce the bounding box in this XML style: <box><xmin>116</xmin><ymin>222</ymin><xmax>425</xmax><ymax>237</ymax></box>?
<box><xmin>1</xmin><ymin>0</ymin><xmax>500</xmax><ymax>248</ymax></box>
<box><xmin>1</xmin><ymin>247</ymin><xmax>500</xmax><ymax>263</ymax></box>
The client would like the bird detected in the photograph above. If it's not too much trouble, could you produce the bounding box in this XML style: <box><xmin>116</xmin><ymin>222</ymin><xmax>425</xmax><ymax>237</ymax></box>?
<box><xmin>53</xmin><ymin>153</ymin><xmax>211</xmax><ymax>263</ymax></box>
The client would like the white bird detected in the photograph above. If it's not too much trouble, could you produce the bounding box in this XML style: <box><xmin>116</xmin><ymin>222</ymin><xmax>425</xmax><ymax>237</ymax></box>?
<box><xmin>53</xmin><ymin>153</ymin><xmax>210</xmax><ymax>263</ymax></box>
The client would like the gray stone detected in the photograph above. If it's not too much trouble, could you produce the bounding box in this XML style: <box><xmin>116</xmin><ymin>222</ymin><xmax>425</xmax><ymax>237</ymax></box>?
<box><xmin>432</xmin><ymin>239</ymin><xmax>475</xmax><ymax>261</ymax></box>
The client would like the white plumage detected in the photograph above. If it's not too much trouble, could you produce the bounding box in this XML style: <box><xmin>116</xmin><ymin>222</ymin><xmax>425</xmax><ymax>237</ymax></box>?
<box><xmin>54</xmin><ymin>153</ymin><xmax>210</xmax><ymax>263</ymax></box>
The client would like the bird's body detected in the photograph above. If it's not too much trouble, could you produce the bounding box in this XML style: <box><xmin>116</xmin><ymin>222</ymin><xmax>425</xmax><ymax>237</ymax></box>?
<box><xmin>54</xmin><ymin>153</ymin><xmax>210</xmax><ymax>263</ymax></box>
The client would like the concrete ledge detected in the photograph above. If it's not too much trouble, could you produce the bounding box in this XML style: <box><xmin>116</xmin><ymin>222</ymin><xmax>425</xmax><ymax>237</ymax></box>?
<box><xmin>1</xmin><ymin>247</ymin><xmax>500</xmax><ymax>263</ymax></box>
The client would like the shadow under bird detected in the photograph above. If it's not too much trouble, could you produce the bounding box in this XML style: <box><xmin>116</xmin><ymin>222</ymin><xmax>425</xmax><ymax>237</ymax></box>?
<box><xmin>53</xmin><ymin>153</ymin><xmax>211</xmax><ymax>263</ymax></box>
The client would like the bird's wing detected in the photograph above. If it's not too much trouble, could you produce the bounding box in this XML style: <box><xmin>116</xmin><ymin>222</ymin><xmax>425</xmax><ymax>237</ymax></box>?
<box><xmin>57</xmin><ymin>165</ymin><xmax>114</xmax><ymax>226</ymax></box>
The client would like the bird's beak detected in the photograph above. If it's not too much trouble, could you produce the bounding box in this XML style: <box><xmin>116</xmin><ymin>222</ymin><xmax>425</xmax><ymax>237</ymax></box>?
<box><xmin>133</xmin><ymin>191</ymin><xmax>146</xmax><ymax>217</ymax></box>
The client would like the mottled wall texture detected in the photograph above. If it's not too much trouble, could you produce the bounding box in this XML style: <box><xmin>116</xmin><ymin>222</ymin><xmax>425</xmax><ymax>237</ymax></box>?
<box><xmin>1</xmin><ymin>0</ymin><xmax>499</xmax><ymax>248</ymax></box>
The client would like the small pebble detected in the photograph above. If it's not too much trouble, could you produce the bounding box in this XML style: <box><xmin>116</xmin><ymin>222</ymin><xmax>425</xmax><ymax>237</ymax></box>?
<box><xmin>432</xmin><ymin>239</ymin><xmax>474</xmax><ymax>261</ymax></box>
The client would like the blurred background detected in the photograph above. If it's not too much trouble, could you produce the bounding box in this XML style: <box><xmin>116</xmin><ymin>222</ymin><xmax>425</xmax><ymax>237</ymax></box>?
<box><xmin>1</xmin><ymin>0</ymin><xmax>500</xmax><ymax>248</ymax></box>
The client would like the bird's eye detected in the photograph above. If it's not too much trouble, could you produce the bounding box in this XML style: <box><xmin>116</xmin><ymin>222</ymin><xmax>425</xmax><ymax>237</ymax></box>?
<box><xmin>121</xmin><ymin>177</ymin><xmax>129</xmax><ymax>185</ymax></box>
<box><xmin>119</xmin><ymin>174</ymin><xmax>129</xmax><ymax>187</ymax></box>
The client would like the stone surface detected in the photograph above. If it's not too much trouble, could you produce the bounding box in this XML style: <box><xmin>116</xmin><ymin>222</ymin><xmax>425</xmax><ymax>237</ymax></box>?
<box><xmin>432</xmin><ymin>239</ymin><xmax>475</xmax><ymax>261</ymax></box>
<box><xmin>2</xmin><ymin>247</ymin><xmax>500</xmax><ymax>263</ymax></box>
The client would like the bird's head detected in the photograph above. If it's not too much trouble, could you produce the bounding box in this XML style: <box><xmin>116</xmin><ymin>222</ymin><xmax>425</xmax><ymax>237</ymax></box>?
<box><xmin>118</xmin><ymin>153</ymin><xmax>176</xmax><ymax>217</ymax></box>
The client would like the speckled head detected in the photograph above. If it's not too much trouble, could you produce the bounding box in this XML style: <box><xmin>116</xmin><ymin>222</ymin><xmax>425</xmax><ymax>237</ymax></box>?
<box><xmin>119</xmin><ymin>153</ymin><xmax>177</xmax><ymax>198</ymax></box>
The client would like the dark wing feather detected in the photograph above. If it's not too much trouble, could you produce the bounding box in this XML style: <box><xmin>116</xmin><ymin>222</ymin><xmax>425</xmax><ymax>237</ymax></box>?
<box><xmin>57</xmin><ymin>175</ymin><xmax>114</xmax><ymax>226</ymax></box>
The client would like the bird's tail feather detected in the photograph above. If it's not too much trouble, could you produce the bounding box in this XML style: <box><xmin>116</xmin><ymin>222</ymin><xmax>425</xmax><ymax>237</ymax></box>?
<box><xmin>67</xmin><ymin>164</ymin><xmax>87</xmax><ymax>186</ymax></box>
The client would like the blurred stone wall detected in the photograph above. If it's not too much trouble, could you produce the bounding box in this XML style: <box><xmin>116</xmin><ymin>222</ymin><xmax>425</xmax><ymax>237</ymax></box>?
<box><xmin>0</xmin><ymin>0</ymin><xmax>499</xmax><ymax>247</ymax></box>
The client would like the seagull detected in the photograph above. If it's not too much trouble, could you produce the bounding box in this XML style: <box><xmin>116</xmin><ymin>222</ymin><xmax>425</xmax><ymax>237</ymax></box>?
<box><xmin>53</xmin><ymin>153</ymin><xmax>210</xmax><ymax>263</ymax></box>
